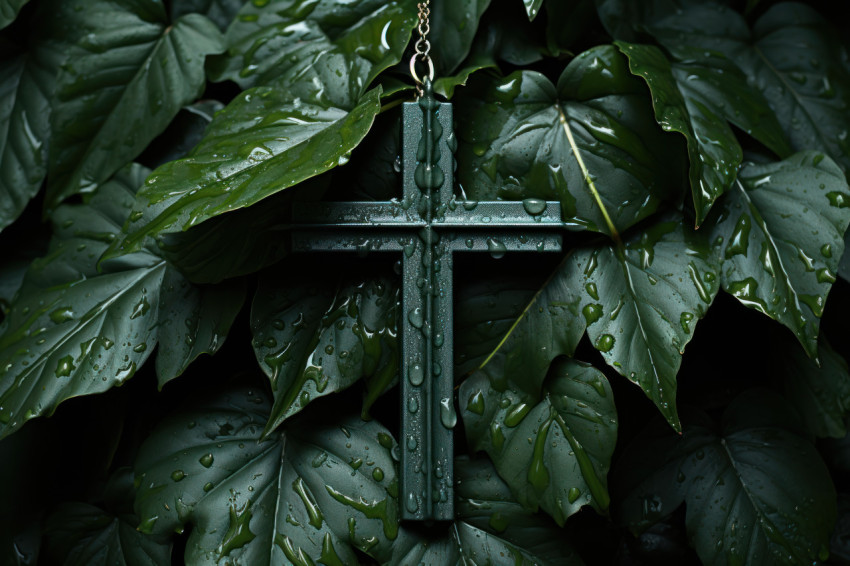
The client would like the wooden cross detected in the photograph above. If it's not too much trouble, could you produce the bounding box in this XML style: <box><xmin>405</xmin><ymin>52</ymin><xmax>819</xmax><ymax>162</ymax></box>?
<box><xmin>290</xmin><ymin>81</ymin><xmax>565</xmax><ymax>521</ymax></box>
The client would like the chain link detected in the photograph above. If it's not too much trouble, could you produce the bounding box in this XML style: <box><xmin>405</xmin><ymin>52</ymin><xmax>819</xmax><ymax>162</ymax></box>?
<box><xmin>410</xmin><ymin>0</ymin><xmax>434</xmax><ymax>98</ymax></box>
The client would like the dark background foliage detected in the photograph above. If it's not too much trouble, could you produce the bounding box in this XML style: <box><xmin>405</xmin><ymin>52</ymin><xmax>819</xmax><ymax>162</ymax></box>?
<box><xmin>3</xmin><ymin>0</ymin><xmax>850</xmax><ymax>564</ymax></box>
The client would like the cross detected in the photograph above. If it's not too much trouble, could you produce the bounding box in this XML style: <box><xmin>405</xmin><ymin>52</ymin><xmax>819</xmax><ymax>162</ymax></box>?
<box><xmin>289</xmin><ymin>81</ymin><xmax>565</xmax><ymax>521</ymax></box>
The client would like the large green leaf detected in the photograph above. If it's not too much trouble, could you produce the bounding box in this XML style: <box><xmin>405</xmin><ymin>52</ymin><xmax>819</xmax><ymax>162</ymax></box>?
<box><xmin>708</xmin><ymin>152</ymin><xmax>850</xmax><ymax>358</ymax></box>
<box><xmin>133</xmin><ymin>386</ymin><xmax>583</xmax><ymax>566</ymax></box>
<box><xmin>430</xmin><ymin>0</ymin><xmax>491</xmax><ymax>76</ymax></box>
<box><xmin>0</xmin><ymin>0</ymin><xmax>28</xmax><ymax>29</ymax></box>
<box><xmin>251</xmin><ymin>264</ymin><xmax>399</xmax><ymax>435</ymax></box>
<box><xmin>775</xmin><ymin>336</ymin><xmax>850</xmax><ymax>439</ymax></box>
<box><xmin>616</xmin><ymin>390</ymin><xmax>836</xmax><ymax>566</ymax></box>
<box><xmin>567</xmin><ymin>219</ymin><xmax>719</xmax><ymax>428</ymax></box>
<box><xmin>0</xmin><ymin>36</ymin><xmax>60</xmax><ymax>232</ymax></box>
<box><xmin>460</xmin><ymin>358</ymin><xmax>617</xmax><ymax>525</ymax></box>
<box><xmin>455</xmin><ymin>274</ymin><xmax>583</xmax><ymax>396</ymax></box>
<box><xmin>617</xmin><ymin>42</ymin><xmax>788</xmax><ymax>225</ymax></box>
<box><xmin>455</xmin><ymin>45</ymin><xmax>676</xmax><ymax>238</ymax></box>
<box><xmin>0</xmin><ymin>164</ymin><xmax>244</xmax><ymax>438</ymax></box>
<box><xmin>386</xmin><ymin>457</ymin><xmax>585</xmax><ymax>565</ymax></box>
<box><xmin>46</xmin><ymin>1</ymin><xmax>224</xmax><ymax>207</ymax></box>
<box><xmin>209</xmin><ymin>0</ymin><xmax>416</xmax><ymax>108</ymax></box>
<box><xmin>522</xmin><ymin>0</ymin><xmax>543</xmax><ymax>20</ymax></box>
<box><xmin>646</xmin><ymin>1</ymin><xmax>850</xmax><ymax>174</ymax></box>
<box><xmin>134</xmin><ymin>387</ymin><xmax>402</xmax><ymax>565</ymax></box>
<box><xmin>107</xmin><ymin>85</ymin><xmax>382</xmax><ymax>258</ymax></box>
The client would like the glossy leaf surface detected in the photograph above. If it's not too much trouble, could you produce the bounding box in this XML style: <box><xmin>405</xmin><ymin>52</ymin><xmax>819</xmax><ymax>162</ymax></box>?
<box><xmin>0</xmin><ymin>165</ymin><xmax>243</xmax><ymax>438</ymax></box>
<box><xmin>430</xmin><ymin>0</ymin><xmax>491</xmax><ymax>76</ymax></box>
<box><xmin>617</xmin><ymin>391</ymin><xmax>837</xmax><ymax>566</ymax></box>
<box><xmin>617</xmin><ymin>42</ymin><xmax>786</xmax><ymax>225</ymax></box>
<box><xmin>210</xmin><ymin>0</ymin><xmax>416</xmax><ymax>108</ymax></box>
<box><xmin>251</xmin><ymin>265</ymin><xmax>399</xmax><ymax>434</ymax></box>
<box><xmin>460</xmin><ymin>358</ymin><xmax>617</xmax><ymax>525</ymax></box>
<box><xmin>522</xmin><ymin>0</ymin><xmax>543</xmax><ymax>20</ymax></box>
<box><xmin>455</xmin><ymin>46</ymin><xmax>674</xmax><ymax>237</ymax></box>
<box><xmin>455</xmin><ymin>273</ymin><xmax>583</xmax><ymax>397</ymax></box>
<box><xmin>109</xmin><ymin>86</ymin><xmax>381</xmax><ymax>257</ymax></box>
<box><xmin>47</xmin><ymin>1</ymin><xmax>224</xmax><ymax>207</ymax></box>
<box><xmin>134</xmin><ymin>387</ymin><xmax>402</xmax><ymax>565</ymax></box>
<box><xmin>566</xmin><ymin>219</ymin><xmax>719</xmax><ymax>428</ymax></box>
<box><xmin>646</xmin><ymin>1</ymin><xmax>850</xmax><ymax>174</ymax></box>
<box><xmin>709</xmin><ymin>152</ymin><xmax>850</xmax><ymax>358</ymax></box>
<box><xmin>0</xmin><ymin>37</ymin><xmax>59</xmax><ymax>231</ymax></box>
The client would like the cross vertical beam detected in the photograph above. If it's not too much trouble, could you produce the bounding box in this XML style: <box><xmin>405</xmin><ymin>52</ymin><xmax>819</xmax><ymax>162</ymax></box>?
<box><xmin>399</xmin><ymin>96</ymin><xmax>454</xmax><ymax>520</ymax></box>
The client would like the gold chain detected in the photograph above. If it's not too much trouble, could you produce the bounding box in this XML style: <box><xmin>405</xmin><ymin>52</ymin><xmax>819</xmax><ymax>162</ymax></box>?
<box><xmin>410</xmin><ymin>0</ymin><xmax>434</xmax><ymax>98</ymax></box>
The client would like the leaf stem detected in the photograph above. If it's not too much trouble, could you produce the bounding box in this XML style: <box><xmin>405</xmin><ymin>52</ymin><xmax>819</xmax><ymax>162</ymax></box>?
<box><xmin>558</xmin><ymin>106</ymin><xmax>621</xmax><ymax>243</ymax></box>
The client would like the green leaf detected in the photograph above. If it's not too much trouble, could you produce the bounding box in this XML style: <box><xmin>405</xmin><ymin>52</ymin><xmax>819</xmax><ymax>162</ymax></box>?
<box><xmin>170</xmin><ymin>0</ymin><xmax>246</xmax><ymax>31</ymax></box>
<box><xmin>45</xmin><ymin>472</ymin><xmax>171</xmax><ymax>566</ymax></box>
<box><xmin>568</xmin><ymin>218</ymin><xmax>719</xmax><ymax>428</ymax></box>
<box><xmin>0</xmin><ymin>0</ymin><xmax>28</xmax><ymax>29</ymax></box>
<box><xmin>107</xmin><ymin>85</ymin><xmax>382</xmax><ymax>258</ymax></box>
<box><xmin>616</xmin><ymin>390</ymin><xmax>837</xmax><ymax>566</ymax></box>
<box><xmin>776</xmin><ymin>337</ymin><xmax>850</xmax><ymax>439</ymax></box>
<box><xmin>616</xmin><ymin>42</ymin><xmax>788</xmax><ymax>225</ymax></box>
<box><xmin>47</xmin><ymin>2</ymin><xmax>224</xmax><ymax>207</ymax></box>
<box><xmin>387</xmin><ymin>456</ymin><xmax>586</xmax><ymax>565</ymax></box>
<box><xmin>430</xmin><ymin>0</ymin><xmax>491</xmax><ymax>76</ymax></box>
<box><xmin>459</xmin><ymin>358</ymin><xmax>617</xmax><ymax>525</ymax></box>
<box><xmin>647</xmin><ymin>1</ymin><xmax>850</xmax><ymax>174</ymax></box>
<box><xmin>0</xmin><ymin>36</ymin><xmax>60</xmax><ymax>232</ymax></box>
<box><xmin>139</xmin><ymin>100</ymin><xmax>224</xmax><ymax>170</ymax></box>
<box><xmin>455</xmin><ymin>45</ymin><xmax>676</xmax><ymax>238</ymax></box>
<box><xmin>522</xmin><ymin>0</ymin><xmax>543</xmax><ymax>21</ymax></box>
<box><xmin>251</xmin><ymin>263</ymin><xmax>399</xmax><ymax>434</ymax></box>
<box><xmin>209</xmin><ymin>0</ymin><xmax>416</xmax><ymax>108</ymax></box>
<box><xmin>708</xmin><ymin>152</ymin><xmax>850</xmax><ymax>358</ymax></box>
<box><xmin>455</xmin><ymin>274</ymin><xmax>583</xmax><ymax>397</ymax></box>
<box><xmin>0</xmin><ymin>164</ymin><xmax>244</xmax><ymax>438</ymax></box>
<box><xmin>134</xmin><ymin>388</ymin><xmax>402</xmax><ymax>565</ymax></box>
<box><xmin>433</xmin><ymin>51</ymin><xmax>497</xmax><ymax>100</ymax></box>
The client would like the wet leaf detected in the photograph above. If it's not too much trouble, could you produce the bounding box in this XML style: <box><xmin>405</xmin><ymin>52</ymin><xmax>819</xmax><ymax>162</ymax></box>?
<box><xmin>46</xmin><ymin>1</ymin><xmax>224</xmax><ymax>207</ymax></box>
<box><xmin>134</xmin><ymin>387</ymin><xmax>402</xmax><ymax>565</ymax></box>
<box><xmin>708</xmin><ymin>152</ymin><xmax>850</xmax><ymax>358</ymax></box>
<box><xmin>430</xmin><ymin>0</ymin><xmax>491</xmax><ymax>76</ymax></box>
<box><xmin>209</xmin><ymin>0</ymin><xmax>416</xmax><ymax>109</ymax></box>
<box><xmin>455</xmin><ymin>45</ymin><xmax>676</xmax><ymax>238</ymax></box>
<box><xmin>522</xmin><ymin>0</ymin><xmax>543</xmax><ymax>21</ymax></box>
<box><xmin>0</xmin><ymin>0</ymin><xmax>28</xmax><ymax>29</ymax></box>
<box><xmin>0</xmin><ymin>164</ymin><xmax>243</xmax><ymax>438</ymax></box>
<box><xmin>251</xmin><ymin>263</ymin><xmax>399</xmax><ymax>435</ymax></box>
<box><xmin>617</xmin><ymin>42</ymin><xmax>788</xmax><ymax>225</ymax></box>
<box><xmin>455</xmin><ymin>273</ymin><xmax>583</xmax><ymax>398</ymax></box>
<box><xmin>107</xmin><ymin>85</ymin><xmax>382</xmax><ymax>258</ymax></box>
<box><xmin>616</xmin><ymin>390</ymin><xmax>837</xmax><ymax>566</ymax></box>
<box><xmin>567</xmin><ymin>218</ymin><xmax>719</xmax><ymax>429</ymax></box>
<box><xmin>459</xmin><ymin>358</ymin><xmax>617</xmax><ymax>525</ymax></box>
<box><xmin>0</xmin><ymin>34</ymin><xmax>60</xmax><ymax>232</ymax></box>
<box><xmin>646</xmin><ymin>1</ymin><xmax>850</xmax><ymax>174</ymax></box>
<box><xmin>775</xmin><ymin>336</ymin><xmax>850</xmax><ymax>439</ymax></box>
<box><xmin>387</xmin><ymin>457</ymin><xmax>585</xmax><ymax>565</ymax></box>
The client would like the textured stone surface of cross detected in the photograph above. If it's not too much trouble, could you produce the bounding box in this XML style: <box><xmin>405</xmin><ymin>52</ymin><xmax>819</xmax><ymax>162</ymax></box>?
<box><xmin>290</xmin><ymin>83</ymin><xmax>565</xmax><ymax>521</ymax></box>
